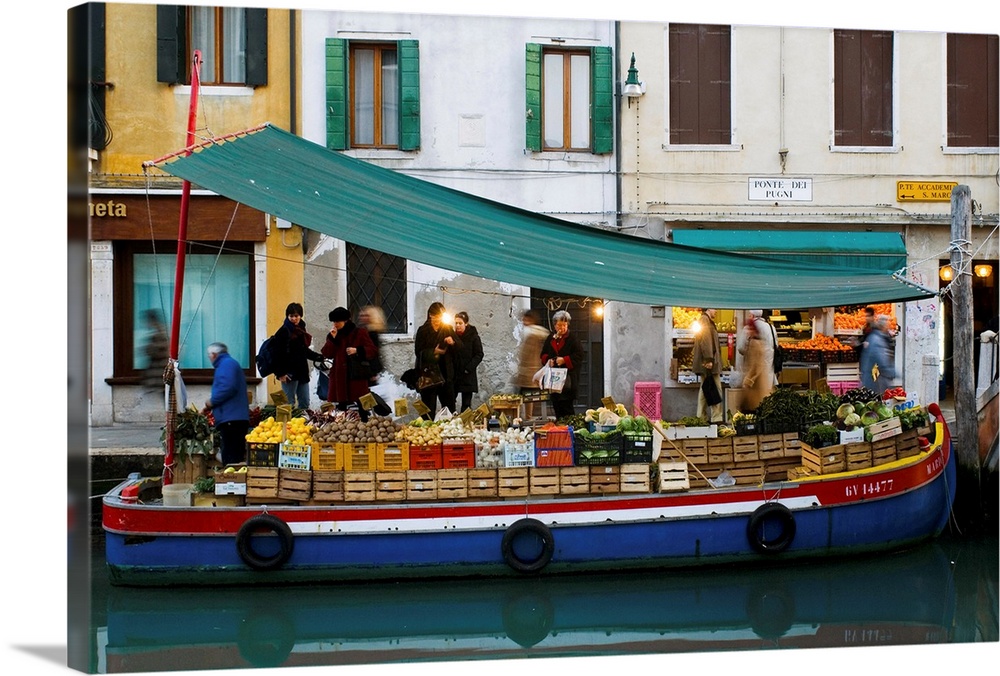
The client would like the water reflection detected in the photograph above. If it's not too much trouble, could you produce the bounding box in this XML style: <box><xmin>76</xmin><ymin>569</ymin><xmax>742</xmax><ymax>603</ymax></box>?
<box><xmin>93</xmin><ymin>535</ymin><xmax>997</xmax><ymax>673</ymax></box>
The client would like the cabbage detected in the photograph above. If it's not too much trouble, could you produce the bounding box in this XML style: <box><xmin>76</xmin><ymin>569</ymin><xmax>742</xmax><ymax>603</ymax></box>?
<box><xmin>861</xmin><ymin>411</ymin><xmax>880</xmax><ymax>427</ymax></box>
<box><xmin>836</xmin><ymin>403</ymin><xmax>855</xmax><ymax>420</ymax></box>
<box><xmin>843</xmin><ymin>412</ymin><xmax>862</xmax><ymax>428</ymax></box>
<box><xmin>876</xmin><ymin>405</ymin><xmax>894</xmax><ymax>421</ymax></box>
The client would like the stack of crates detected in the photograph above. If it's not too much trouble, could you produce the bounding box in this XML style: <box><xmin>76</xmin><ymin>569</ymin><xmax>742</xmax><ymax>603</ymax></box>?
<box><xmin>534</xmin><ymin>425</ymin><xmax>574</xmax><ymax>466</ymax></box>
<box><xmin>633</xmin><ymin>382</ymin><xmax>662</xmax><ymax>420</ymax></box>
<box><xmin>826</xmin><ymin>363</ymin><xmax>861</xmax><ymax>396</ymax></box>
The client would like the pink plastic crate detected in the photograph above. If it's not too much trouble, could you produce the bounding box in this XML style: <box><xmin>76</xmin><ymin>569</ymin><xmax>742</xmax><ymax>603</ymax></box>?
<box><xmin>830</xmin><ymin>381</ymin><xmax>862</xmax><ymax>396</ymax></box>
<box><xmin>633</xmin><ymin>382</ymin><xmax>662</xmax><ymax>420</ymax></box>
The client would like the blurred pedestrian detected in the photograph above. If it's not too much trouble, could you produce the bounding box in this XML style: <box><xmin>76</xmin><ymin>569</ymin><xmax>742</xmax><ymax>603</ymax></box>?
<box><xmin>693</xmin><ymin>308</ymin><xmax>723</xmax><ymax>423</ymax></box>
<box><xmin>452</xmin><ymin>311</ymin><xmax>484</xmax><ymax>412</ymax></box>
<box><xmin>357</xmin><ymin>305</ymin><xmax>386</xmax><ymax>384</ymax></box>
<box><xmin>860</xmin><ymin>314</ymin><xmax>896</xmax><ymax>393</ymax></box>
<box><xmin>540</xmin><ymin>310</ymin><xmax>584</xmax><ymax>420</ymax></box>
<box><xmin>141</xmin><ymin>309</ymin><xmax>169</xmax><ymax>389</ymax></box>
<box><xmin>738</xmin><ymin>310</ymin><xmax>776</xmax><ymax>412</ymax></box>
<box><xmin>201</xmin><ymin>342</ymin><xmax>249</xmax><ymax>465</ymax></box>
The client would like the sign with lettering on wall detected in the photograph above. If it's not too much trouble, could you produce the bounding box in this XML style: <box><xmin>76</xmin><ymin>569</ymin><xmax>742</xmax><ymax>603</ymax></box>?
<box><xmin>748</xmin><ymin>177</ymin><xmax>813</xmax><ymax>201</ymax></box>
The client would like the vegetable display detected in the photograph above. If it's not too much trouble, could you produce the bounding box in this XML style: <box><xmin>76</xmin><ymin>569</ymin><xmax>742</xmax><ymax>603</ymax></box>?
<box><xmin>755</xmin><ymin>388</ymin><xmax>809</xmax><ymax>434</ymax></box>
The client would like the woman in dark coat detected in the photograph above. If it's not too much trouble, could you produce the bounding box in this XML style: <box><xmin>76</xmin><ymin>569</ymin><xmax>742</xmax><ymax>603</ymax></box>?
<box><xmin>540</xmin><ymin>310</ymin><xmax>585</xmax><ymax>420</ymax></box>
<box><xmin>320</xmin><ymin>306</ymin><xmax>378</xmax><ymax>407</ymax></box>
<box><xmin>413</xmin><ymin>302</ymin><xmax>461</xmax><ymax>418</ymax></box>
<box><xmin>452</xmin><ymin>311</ymin><xmax>484</xmax><ymax>412</ymax></box>
<box><xmin>270</xmin><ymin>302</ymin><xmax>325</xmax><ymax>409</ymax></box>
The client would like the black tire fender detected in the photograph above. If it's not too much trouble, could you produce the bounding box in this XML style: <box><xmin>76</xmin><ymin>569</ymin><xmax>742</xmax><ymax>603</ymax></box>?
<box><xmin>236</xmin><ymin>513</ymin><xmax>295</xmax><ymax>570</ymax></box>
<box><xmin>746</xmin><ymin>502</ymin><xmax>796</xmax><ymax>554</ymax></box>
<box><xmin>501</xmin><ymin>518</ymin><xmax>555</xmax><ymax>573</ymax></box>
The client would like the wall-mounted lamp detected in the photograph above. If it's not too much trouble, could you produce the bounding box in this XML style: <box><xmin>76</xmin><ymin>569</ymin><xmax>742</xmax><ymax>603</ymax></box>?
<box><xmin>974</xmin><ymin>264</ymin><xmax>993</xmax><ymax>278</ymax></box>
<box><xmin>622</xmin><ymin>53</ymin><xmax>645</xmax><ymax>106</ymax></box>
<box><xmin>939</xmin><ymin>265</ymin><xmax>955</xmax><ymax>282</ymax></box>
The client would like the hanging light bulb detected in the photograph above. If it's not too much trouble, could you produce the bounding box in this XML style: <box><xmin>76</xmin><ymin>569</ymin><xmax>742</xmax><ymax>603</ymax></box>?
<box><xmin>939</xmin><ymin>265</ymin><xmax>954</xmax><ymax>281</ymax></box>
<box><xmin>974</xmin><ymin>264</ymin><xmax>993</xmax><ymax>278</ymax></box>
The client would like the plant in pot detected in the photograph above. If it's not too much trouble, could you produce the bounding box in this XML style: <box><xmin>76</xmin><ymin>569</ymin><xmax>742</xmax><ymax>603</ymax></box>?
<box><xmin>803</xmin><ymin>423</ymin><xmax>839</xmax><ymax>448</ymax></box>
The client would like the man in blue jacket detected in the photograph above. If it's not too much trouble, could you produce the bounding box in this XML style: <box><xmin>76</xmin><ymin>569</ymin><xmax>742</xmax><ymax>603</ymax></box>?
<box><xmin>202</xmin><ymin>342</ymin><xmax>249</xmax><ymax>465</ymax></box>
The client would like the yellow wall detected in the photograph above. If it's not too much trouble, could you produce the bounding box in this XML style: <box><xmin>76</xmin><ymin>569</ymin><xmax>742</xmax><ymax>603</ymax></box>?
<box><xmin>99</xmin><ymin>3</ymin><xmax>304</xmax><ymax>337</ymax></box>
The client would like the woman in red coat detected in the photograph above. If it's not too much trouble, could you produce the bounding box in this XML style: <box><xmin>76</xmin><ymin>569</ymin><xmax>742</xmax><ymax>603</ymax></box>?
<box><xmin>321</xmin><ymin>307</ymin><xmax>378</xmax><ymax>407</ymax></box>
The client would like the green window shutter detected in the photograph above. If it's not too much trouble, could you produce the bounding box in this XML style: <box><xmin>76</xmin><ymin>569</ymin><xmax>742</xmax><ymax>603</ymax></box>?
<box><xmin>525</xmin><ymin>43</ymin><xmax>542</xmax><ymax>151</ymax></box>
<box><xmin>156</xmin><ymin>5</ymin><xmax>186</xmax><ymax>84</ymax></box>
<box><xmin>244</xmin><ymin>8</ymin><xmax>268</xmax><ymax>87</ymax></box>
<box><xmin>326</xmin><ymin>38</ymin><xmax>349</xmax><ymax>150</ymax></box>
<box><xmin>590</xmin><ymin>46</ymin><xmax>613</xmax><ymax>154</ymax></box>
<box><xmin>398</xmin><ymin>40</ymin><xmax>421</xmax><ymax>151</ymax></box>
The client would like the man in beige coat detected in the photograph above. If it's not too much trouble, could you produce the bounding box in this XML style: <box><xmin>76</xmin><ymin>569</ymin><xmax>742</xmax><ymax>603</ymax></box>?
<box><xmin>692</xmin><ymin>308</ymin><xmax>724</xmax><ymax>423</ymax></box>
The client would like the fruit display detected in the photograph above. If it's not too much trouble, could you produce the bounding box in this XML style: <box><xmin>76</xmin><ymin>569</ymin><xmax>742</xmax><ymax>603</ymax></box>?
<box><xmin>439</xmin><ymin>417</ymin><xmax>474</xmax><ymax>439</ymax></box>
<box><xmin>395</xmin><ymin>420</ymin><xmax>444</xmax><ymax>446</ymax></box>
<box><xmin>285</xmin><ymin>417</ymin><xmax>315</xmax><ymax>445</ymax></box>
<box><xmin>834</xmin><ymin>304</ymin><xmax>897</xmax><ymax>332</ymax></box>
<box><xmin>245</xmin><ymin>416</ymin><xmax>285</xmax><ymax>444</ymax></box>
<box><xmin>672</xmin><ymin>307</ymin><xmax>701</xmax><ymax>329</ymax></box>
<box><xmin>313</xmin><ymin>415</ymin><xmax>399</xmax><ymax>444</ymax></box>
<box><xmin>839</xmin><ymin>387</ymin><xmax>880</xmax><ymax>406</ymax></box>
<box><xmin>787</xmin><ymin>333</ymin><xmax>854</xmax><ymax>354</ymax></box>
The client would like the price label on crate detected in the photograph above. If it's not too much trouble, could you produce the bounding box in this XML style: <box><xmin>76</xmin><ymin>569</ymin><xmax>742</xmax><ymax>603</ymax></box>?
<box><xmin>459</xmin><ymin>408</ymin><xmax>475</xmax><ymax>426</ymax></box>
<box><xmin>269</xmin><ymin>390</ymin><xmax>289</xmax><ymax>407</ymax></box>
<box><xmin>601</xmin><ymin>396</ymin><xmax>617</xmax><ymax>410</ymax></box>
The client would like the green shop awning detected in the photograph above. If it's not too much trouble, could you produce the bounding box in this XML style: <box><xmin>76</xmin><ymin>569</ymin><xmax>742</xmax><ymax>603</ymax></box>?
<box><xmin>672</xmin><ymin>229</ymin><xmax>909</xmax><ymax>273</ymax></box>
<box><xmin>146</xmin><ymin>124</ymin><xmax>934</xmax><ymax>309</ymax></box>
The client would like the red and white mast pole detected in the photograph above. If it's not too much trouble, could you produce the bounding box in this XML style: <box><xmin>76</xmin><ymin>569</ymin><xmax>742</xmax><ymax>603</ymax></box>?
<box><xmin>164</xmin><ymin>50</ymin><xmax>202</xmax><ymax>486</ymax></box>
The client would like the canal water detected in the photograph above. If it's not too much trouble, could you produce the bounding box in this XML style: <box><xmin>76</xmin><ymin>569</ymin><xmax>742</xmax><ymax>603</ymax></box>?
<box><xmin>84</xmin><ymin>527</ymin><xmax>997</xmax><ymax>675</ymax></box>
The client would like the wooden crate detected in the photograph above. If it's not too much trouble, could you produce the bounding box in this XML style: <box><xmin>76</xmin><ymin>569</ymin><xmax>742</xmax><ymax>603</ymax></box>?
<box><xmin>498</xmin><ymin>467</ymin><xmax>528</xmax><ymax>498</ymax></box>
<box><xmin>620</xmin><ymin>463</ymin><xmax>651</xmax><ymax>493</ymax></box>
<box><xmin>787</xmin><ymin>466</ymin><xmax>817</xmax><ymax>481</ymax></box>
<box><xmin>871</xmin><ymin>438</ymin><xmax>897</xmax><ymax>465</ymax></box>
<box><xmin>344</xmin><ymin>471</ymin><xmax>376</xmax><ymax>502</ymax></box>
<box><xmin>867</xmin><ymin>416</ymin><xmax>902</xmax><ymax>442</ymax></box>
<box><xmin>895</xmin><ymin>429</ymin><xmax>921</xmax><ymax>458</ymax></box>
<box><xmin>845</xmin><ymin>442</ymin><xmax>873</xmax><ymax>471</ymax></box>
<box><xmin>763</xmin><ymin>458</ymin><xmax>800</xmax><ymax>482</ymax></box>
<box><xmin>437</xmin><ymin>468</ymin><xmax>469</xmax><ymax>500</ymax></box>
<box><xmin>732</xmin><ymin>436</ymin><xmax>761</xmax><ymax>462</ymax></box>
<box><xmin>728</xmin><ymin>461</ymin><xmax>766</xmax><ymax>486</ymax></box>
<box><xmin>375</xmin><ymin>471</ymin><xmax>407</xmax><ymax>501</ymax></box>
<box><xmin>310</xmin><ymin>470</ymin><xmax>344</xmax><ymax>502</ymax></box>
<box><xmin>246</xmin><ymin>467</ymin><xmax>279</xmax><ymax>499</ymax></box>
<box><xmin>800</xmin><ymin>443</ymin><xmax>847</xmax><ymax>475</ymax></box>
<box><xmin>406</xmin><ymin>470</ymin><xmax>438</xmax><ymax>500</ymax></box>
<box><xmin>559</xmin><ymin>466</ymin><xmax>590</xmax><ymax>495</ymax></box>
<box><xmin>702</xmin><ymin>438</ymin><xmax>731</xmax><ymax>464</ymax></box>
<box><xmin>781</xmin><ymin>432</ymin><xmax>802</xmax><ymax>458</ymax></box>
<box><xmin>529</xmin><ymin>467</ymin><xmax>561</xmax><ymax>495</ymax></box>
<box><xmin>589</xmin><ymin>465</ymin><xmax>620</xmax><ymax>494</ymax></box>
<box><xmin>657</xmin><ymin>460</ymin><xmax>690</xmax><ymax>492</ymax></box>
<box><xmin>467</xmin><ymin>468</ymin><xmax>498</xmax><ymax>498</ymax></box>
<box><xmin>758</xmin><ymin>434</ymin><xmax>784</xmax><ymax>460</ymax></box>
<box><xmin>277</xmin><ymin>468</ymin><xmax>312</xmax><ymax>501</ymax></box>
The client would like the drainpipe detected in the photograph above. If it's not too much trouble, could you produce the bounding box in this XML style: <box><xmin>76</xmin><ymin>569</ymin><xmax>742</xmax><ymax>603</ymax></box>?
<box><xmin>614</xmin><ymin>21</ymin><xmax>623</xmax><ymax>232</ymax></box>
<box><xmin>289</xmin><ymin>9</ymin><xmax>297</xmax><ymax>135</ymax></box>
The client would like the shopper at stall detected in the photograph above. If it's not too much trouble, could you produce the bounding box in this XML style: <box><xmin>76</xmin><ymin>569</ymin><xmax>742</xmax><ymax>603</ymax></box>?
<box><xmin>857</xmin><ymin>306</ymin><xmax>877</xmax><ymax>361</ymax></box>
<box><xmin>860</xmin><ymin>314</ymin><xmax>896</xmax><ymax>393</ymax></box>
<box><xmin>140</xmin><ymin>309</ymin><xmax>169</xmax><ymax>389</ymax></box>
<box><xmin>693</xmin><ymin>308</ymin><xmax>724</xmax><ymax>423</ymax></box>
<box><xmin>513</xmin><ymin>309</ymin><xmax>549</xmax><ymax>394</ymax></box>
<box><xmin>202</xmin><ymin>342</ymin><xmax>249</xmax><ymax>465</ymax></box>
<box><xmin>452</xmin><ymin>311</ymin><xmax>484</xmax><ymax>412</ymax></box>
<box><xmin>738</xmin><ymin>310</ymin><xmax>776</xmax><ymax>411</ymax></box>
<box><xmin>541</xmin><ymin>310</ymin><xmax>585</xmax><ymax>420</ymax></box>
<box><xmin>269</xmin><ymin>302</ymin><xmax>325</xmax><ymax>409</ymax></box>
<box><xmin>321</xmin><ymin>306</ymin><xmax>379</xmax><ymax>408</ymax></box>
<box><xmin>413</xmin><ymin>302</ymin><xmax>460</xmax><ymax>418</ymax></box>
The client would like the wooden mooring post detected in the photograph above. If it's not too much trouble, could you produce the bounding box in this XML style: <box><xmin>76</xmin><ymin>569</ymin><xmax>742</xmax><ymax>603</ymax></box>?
<box><xmin>949</xmin><ymin>185</ymin><xmax>983</xmax><ymax>527</ymax></box>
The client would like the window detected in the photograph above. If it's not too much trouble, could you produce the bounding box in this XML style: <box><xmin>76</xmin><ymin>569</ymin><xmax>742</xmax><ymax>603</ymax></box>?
<box><xmin>834</xmin><ymin>30</ymin><xmax>894</xmax><ymax>147</ymax></box>
<box><xmin>525</xmin><ymin>44</ymin><xmax>613</xmax><ymax>153</ymax></box>
<box><xmin>668</xmin><ymin>24</ymin><xmax>731</xmax><ymax>145</ymax></box>
<box><xmin>326</xmin><ymin>39</ymin><xmax>421</xmax><ymax>151</ymax></box>
<box><xmin>947</xmin><ymin>33</ymin><xmax>999</xmax><ymax>148</ymax></box>
<box><xmin>156</xmin><ymin>5</ymin><xmax>267</xmax><ymax>86</ymax></box>
<box><xmin>346</xmin><ymin>245</ymin><xmax>408</xmax><ymax>334</ymax></box>
<box><xmin>115</xmin><ymin>242</ymin><xmax>254</xmax><ymax>379</ymax></box>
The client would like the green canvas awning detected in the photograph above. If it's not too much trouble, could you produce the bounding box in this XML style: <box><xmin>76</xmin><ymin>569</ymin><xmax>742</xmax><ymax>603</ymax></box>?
<box><xmin>146</xmin><ymin>124</ymin><xmax>934</xmax><ymax>309</ymax></box>
<box><xmin>672</xmin><ymin>229</ymin><xmax>909</xmax><ymax>273</ymax></box>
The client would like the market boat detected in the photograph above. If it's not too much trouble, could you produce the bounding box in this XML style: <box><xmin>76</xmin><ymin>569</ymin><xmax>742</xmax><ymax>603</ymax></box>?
<box><xmin>102</xmin><ymin>404</ymin><xmax>955</xmax><ymax>585</ymax></box>
<box><xmin>103</xmin><ymin>52</ymin><xmax>957</xmax><ymax>587</ymax></box>
<box><xmin>100</xmin><ymin>541</ymin><xmax>956</xmax><ymax>671</ymax></box>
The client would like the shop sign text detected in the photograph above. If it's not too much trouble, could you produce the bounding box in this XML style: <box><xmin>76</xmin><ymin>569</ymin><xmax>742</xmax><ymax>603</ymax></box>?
<box><xmin>748</xmin><ymin>177</ymin><xmax>813</xmax><ymax>201</ymax></box>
